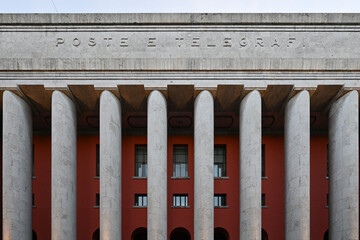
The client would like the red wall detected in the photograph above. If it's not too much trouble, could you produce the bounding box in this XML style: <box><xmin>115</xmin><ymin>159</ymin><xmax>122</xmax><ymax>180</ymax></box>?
<box><xmin>32</xmin><ymin>134</ymin><xmax>329</xmax><ymax>239</ymax></box>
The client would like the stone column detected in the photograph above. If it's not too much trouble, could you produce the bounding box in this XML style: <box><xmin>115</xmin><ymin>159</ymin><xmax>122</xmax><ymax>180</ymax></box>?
<box><xmin>100</xmin><ymin>91</ymin><xmax>122</xmax><ymax>240</ymax></box>
<box><xmin>147</xmin><ymin>90</ymin><xmax>167</xmax><ymax>240</ymax></box>
<box><xmin>284</xmin><ymin>90</ymin><xmax>310</xmax><ymax>240</ymax></box>
<box><xmin>328</xmin><ymin>90</ymin><xmax>359</xmax><ymax>240</ymax></box>
<box><xmin>51</xmin><ymin>91</ymin><xmax>77</xmax><ymax>240</ymax></box>
<box><xmin>2</xmin><ymin>91</ymin><xmax>32</xmax><ymax>240</ymax></box>
<box><xmin>239</xmin><ymin>90</ymin><xmax>262</xmax><ymax>240</ymax></box>
<box><xmin>194</xmin><ymin>91</ymin><xmax>214</xmax><ymax>240</ymax></box>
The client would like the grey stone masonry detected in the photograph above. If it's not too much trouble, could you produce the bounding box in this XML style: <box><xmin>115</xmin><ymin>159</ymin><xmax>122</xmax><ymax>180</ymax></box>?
<box><xmin>239</xmin><ymin>91</ymin><xmax>262</xmax><ymax>240</ymax></box>
<box><xmin>51</xmin><ymin>91</ymin><xmax>77</xmax><ymax>240</ymax></box>
<box><xmin>2</xmin><ymin>91</ymin><xmax>32</xmax><ymax>240</ymax></box>
<box><xmin>100</xmin><ymin>91</ymin><xmax>122</xmax><ymax>240</ymax></box>
<box><xmin>329</xmin><ymin>90</ymin><xmax>359</xmax><ymax>240</ymax></box>
<box><xmin>284</xmin><ymin>91</ymin><xmax>310</xmax><ymax>240</ymax></box>
<box><xmin>194</xmin><ymin>91</ymin><xmax>214</xmax><ymax>240</ymax></box>
<box><xmin>147</xmin><ymin>91</ymin><xmax>167</xmax><ymax>240</ymax></box>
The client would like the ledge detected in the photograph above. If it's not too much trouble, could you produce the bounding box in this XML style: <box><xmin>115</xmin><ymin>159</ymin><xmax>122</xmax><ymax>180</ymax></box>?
<box><xmin>171</xmin><ymin>206</ymin><xmax>190</xmax><ymax>208</ymax></box>
<box><xmin>133</xmin><ymin>206</ymin><xmax>147</xmax><ymax>209</ymax></box>
<box><xmin>132</xmin><ymin>176</ymin><xmax>147</xmax><ymax>180</ymax></box>
<box><xmin>215</xmin><ymin>176</ymin><xmax>229</xmax><ymax>180</ymax></box>
<box><xmin>171</xmin><ymin>176</ymin><xmax>190</xmax><ymax>180</ymax></box>
<box><xmin>93</xmin><ymin>176</ymin><xmax>100</xmax><ymax>180</ymax></box>
<box><xmin>262</xmin><ymin>176</ymin><xmax>268</xmax><ymax>180</ymax></box>
<box><xmin>215</xmin><ymin>206</ymin><xmax>229</xmax><ymax>209</ymax></box>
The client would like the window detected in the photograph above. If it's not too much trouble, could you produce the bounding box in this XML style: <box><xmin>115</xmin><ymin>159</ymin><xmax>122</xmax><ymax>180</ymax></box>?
<box><xmin>96</xmin><ymin>144</ymin><xmax>100</xmax><ymax>177</ymax></box>
<box><xmin>32</xmin><ymin>193</ymin><xmax>35</xmax><ymax>207</ymax></box>
<box><xmin>173</xmin><ymin>145</ymin><xmax>188</xmax><ymax>178</ymax></box>
<box><xmin>32</xmin><ymin>144</ymin><xmax>35</xmax><ymax>178</ymax></box>
<box><xmin>262</xmin><ymin>194</ymin><xmax>266</xmax><ymax>207</ymax></box>
<box><xmin>95</xmin><ymin>193</ymin><xmax>100</xmax><ymax>207</ymax></box>
<box><xmin>173</xmin><ymin>194</ymin><xmax>188</xmax><ymax>207</ymax></box>
<box><xmin>135</xmin><ymin>194</ymin><xmax>147</xmax><ymax>207</ymax></box>
<box><xmin>214</xmin><ymin>145</ymin><xmax>226</xmax><ymax>177</ymax></box>
<box><xmin>326</xmin><ymin>193</ymin><xmax>329</xmax><ymax>208</ymax></box>
<box><xmin>135</xmin><ymin>145</ymin><xmax>147</xmax><ymax>177</ymax></box>
<box><xmin>326</xmin><ymin>144</ymin><xmax>329</xmax><ymax>178</ymax></box>
<box><xmin>214</xmin><ymin>194</ymin><xmax>227</xmax><ymax>207</ymax></box>
<box><xmin>262</xmin><ymin>144</ymin><xmax>266</xmax><ymax>177</ymax></box>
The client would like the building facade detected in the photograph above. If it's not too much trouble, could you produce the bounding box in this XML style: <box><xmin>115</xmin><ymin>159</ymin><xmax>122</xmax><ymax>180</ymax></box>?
<box><xmin>0</xmin><ymin>13</ymin><xmax>359</xmax><ymax>240</ymax></box>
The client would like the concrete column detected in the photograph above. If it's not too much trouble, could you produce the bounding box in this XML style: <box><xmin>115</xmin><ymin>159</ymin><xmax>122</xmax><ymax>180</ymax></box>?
<box><xmin>239</xmin><ymin>91</ymin><xmax>261</xmax><ymax>240</ymax></box>
<box><xmin>2</xmin><ymin>91</ymin><xmax>32</xmax><ymax>240</ymax></box>
<box><xmin>147</xmin><ymin>90</ymin><xmax>167</xmax><ymax>240</ymax></box>
<box><xmin>51</xmin><ymin>91</ymin><xmax>77</xmax><ymax>240</ymax></box>
<box><xmin>194</xmin><ymin>91</ymin><xmax>214</xmax><ymax>240</ymax></box>
<box><xmin>100</xmin><ymin>91</ymin><xmax>122</xmax><ymax>240</ymax></box>
<box><xmin>284</xmin><ymin>90</ymin><xmax>310</xmax><ymax>240</ymax></box>
<box><xmin>329</xmin><ymin>90</ymin><xmax>359</xmax><ymax>240</ymax></box>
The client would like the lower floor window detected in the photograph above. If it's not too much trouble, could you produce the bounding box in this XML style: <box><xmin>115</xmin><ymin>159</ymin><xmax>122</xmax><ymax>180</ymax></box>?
<box><xmin>135</xmin><ymin>194</ymin><xmax>147</xmax><ymax>207</ymax></box>
<box><xmin>173</xmin><ymin>194</ymin><xmax>188</xmax><ymax>207</ymax></box>
<box><xmin>214</xmin><ymin>194</ymin><xmax>226</xmax><ymax>207</ymax></box>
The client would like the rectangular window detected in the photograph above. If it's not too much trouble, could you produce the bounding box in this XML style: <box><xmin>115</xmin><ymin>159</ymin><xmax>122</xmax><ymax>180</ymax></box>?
<box><xmin>95</xmin><ymin>193</ymin><xmax>100</xmax><ymax>207</ymax></box>
<box><xmin>32</xmin><ymin>193</ymin><xmax>35</xmax><ymax>207</ymax></box>
<box><xmin>262</xmin><ymin>144</ymin><xmax>266</xmax><ymax>177</ymax></box>
<box><xmin>135</xmin><ymin>194</ymin><xmax>147</xmax><ymax>207</ymax></box>
<box><xmin>173</xmin><ymin>194</ymin><xmax>188</xmax><ymax>207</ymax></box>
<box><xmin>326</xmin><ymin>144</ymin><xmax>329</xmax><ymax>178</ymax></box>
<box><xmin>96</xmin><ymin>144</ymin><xmax>100</xmax><ymax>177</ymax></box>
<box><xmin>262</xmin><ymin>193</ymin><xmax>266</xmax><ymax>207</ymax></box>
<box><xmin>135</xmin><ymin>145</ymin><xmax>147</xmax><ymax>177</ymax></box>
<box><xmin>214</xmin><ymin>145</ymin><xmax>226</xmax><ymax>177</ymax></box>
<box><xmin>32</xmin><ymin>144</ymin><xmax>35</xmax><ymax>177</ymax></box>
<box><xmin>214</xmin><ymin>194</ymin><xmax>227</xmax><ymax>207</ymax></box>
<box><xmin>173</xmin><ymin>145</ymin><xmax>188</xmax><ymax>178</ymax></box>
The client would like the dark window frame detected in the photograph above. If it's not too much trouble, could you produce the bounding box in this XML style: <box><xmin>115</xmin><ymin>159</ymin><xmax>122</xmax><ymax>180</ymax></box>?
<box><xmin>135</xmin><ymin>145</ymin><xmax>147</xmax><ymax>177</ymax></box>
<box><xmin>135</xmin><ymin>194</ymin><xmax>148</xmax><ymax>207</ymax></box>
<box><xmin>214</xmin><ymin>194</ymin><xmax>227</xmax><ymax>207</ymax></box>
<box><xmin>172</xmin><ymin>194</ymin><xmax>189</xmax><ymax>207</ymax></box>
<box><xmin>173</xmin><ymin>145</ymin><xmax>188</xmax><ymax>178</ymax></box>
<box><xmin>214</xmin><ymin>145</ymin><xmax>226</xmax><ymax>177</ymax></box>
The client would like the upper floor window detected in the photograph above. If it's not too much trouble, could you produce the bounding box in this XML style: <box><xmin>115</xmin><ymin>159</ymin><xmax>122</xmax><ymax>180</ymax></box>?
<box><xmin>262</xmin><ymin>193</ymin><xmax>267</xmax><ymax>208</ymax></box>
<box><xmin>135</xmin><ymin>145</ymin><xmax>147</xmax><ymax>177</ymax></box>
<box><xmin>96</xmin><ymin>144</ymin><xmax>100</xmax><ymax>177</ymax></box>
<box><xmin>262</xmin><ymin>144</ymin><xmax>266</xmax><ymax>178</ymax></box>
<box><xmin>95</xmin><ymin>193</ymin><xmax>100</xmax><ymax>207</ymax></box>
<box><xmin>135</xmin><ymin>194</ymin><xmax>147</xmax><ymax>207</ymax></box>
<box><xmin>173</xmin><ymin>145</ymin><xmax>188</xmax><ymax>178</ymax></box>
<box><xmin>214</xmin><ymin>194</ymin><xmax>227</xmax><ymax>207</ymax></box>
<box><xmin>173</xmin><ymin>194</ymin><xmax>188</xmax><ymax>207</ymax></box>
<box><xmin>214</xmin><ymin>145</ymin><xmax>226</xmax><ymax>177</ymax></box>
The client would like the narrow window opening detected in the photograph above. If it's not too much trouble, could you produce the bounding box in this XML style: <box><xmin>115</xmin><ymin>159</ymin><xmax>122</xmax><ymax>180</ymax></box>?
<box><xmin>214</xmin><ymin>145</ymin><xmax>226</xmax><ymax>177</ymax></box>
<box><xmin>135</xmin><ymin>145</ymin><xmax>147</xmax><ymax>177</ymax></box>
<box><xmin>173</xmin><ymin>145</ymin><xmax>188</xmax><ymax>178</ymax></box>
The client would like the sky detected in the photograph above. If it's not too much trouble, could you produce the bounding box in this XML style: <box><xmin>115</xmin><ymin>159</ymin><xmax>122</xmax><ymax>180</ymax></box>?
<box><xmin>1</xmin><ymin>0</ymin><xmax>360</xmax><ymax>13</ymax></box>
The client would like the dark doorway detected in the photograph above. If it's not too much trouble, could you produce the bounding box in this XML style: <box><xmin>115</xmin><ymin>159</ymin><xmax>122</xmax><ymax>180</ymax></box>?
<box><xmin>214</xmin><ymin>227</ymin><xmax>229</xmax><ymax>240</ymax></box>
<box><xmin>92</xmin><ymin>228</ymin><xmax>99</xmax><ymax>240</ymax></box>
<box><xmin>324</xmin><ymin>230</ymin><xmax>328</xmax><ymax>240</ymax></box>
<box><xmin>32</xmin><ymin>230</ymin><xmax>37</xmax><ymax>240</ymax></box>
<box><xmin>262</xmin><ymin>229</ymin><xmax>268</xmax><ymax>240</ymax></box>
<box><xmin>170</xmin><ymin>227</ymin><xmax>191</xmax><ymax>240</ymax></box>
<box><xmin>132</xmin><ymin>227</ymin><xmax>147</xmax><ymax>240</ymax></box>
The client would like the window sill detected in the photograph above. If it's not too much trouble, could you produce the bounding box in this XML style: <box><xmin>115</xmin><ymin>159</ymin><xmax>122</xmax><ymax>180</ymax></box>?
<box><xmin>171</xmin><ymin>176</ymin><xmax>190</xmax><ymax>180</ymax></box>
<box><xmin>133</xmin><ymin>206</ymin><xmax>147</xmax><ymax>208</ymax></box>
<box><xmin>262</xmin><ymin>205</ymin><xmax>268</xmax><ymax>209</ymax></box>
<box><xmin>325</xmin><ymin>176</ymin><xmax>329</xmax><ymax>180</ymax></box>
<box><xmin>214</xmin><ymin>176</ymin><xmax>229</xmax><ymax>180</ymax></box>
<box><xmin>215</xmin><ymin>206</ymin><xmax>229</xmax><ymax>208</ymax></box>
<box><xmin>93</xmin><ymin>176</ymin><xmax>100</xmax><ymax>180</ymax></box>
<box><xmin>171</xmin><ymin>206</ymin><xmax>190</xmax><ymax>208</ymax></box>
<box><xmin>325</xmin><ymin>205</ymin><xmax>329</xmax><ymax>209</ymax></box>
<box><xmin>262</xmin><ymin>176</ymin><xmax>268</xmax><ymax>180</ymax></box>
<box><xmin>32</xmin><ymin>176</ymin><xmax>36</xmax><ymax>179</ymax></box>
<box><xmin>32</xmin><ymin>205</ymin><xmax>36</xmax><ymax>208</ymax></box>
<box><xmin>93</xmin><ymin>206</ymin><xmax>100</xmax><ymax>209</ymax></box>
<box><xmin>132</xmin><ymin>176</ymin><xmax>147</xmax><ymax>179</ymax></box>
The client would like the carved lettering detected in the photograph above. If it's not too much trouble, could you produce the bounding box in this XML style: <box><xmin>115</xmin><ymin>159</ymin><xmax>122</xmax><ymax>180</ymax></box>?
<box><xmin>104</xmin><ymin>38</ymin><xmax>113</xmax><ymax>47</ymax></box>
<box><xmin>88</xmin><ymin>38</ymin><xmax>96</xmax><ymax>47</ymax></box>
<box><xmin>175</xmin><ymin>37</ymin><xmax>184</xmax><ymax>47</ymax></box>
<box><xmin>223</xmin><ymin>38</ymin><xmax>232</xmax><ymax>47</ymax></box>
<box><xmin>72</xmin><ymin>38</ymin><xmax>81</xmax><ymax>47</ymax></box>
<box><xmin>271</xmin><ymin>39</ymin><xmax>280</xmax><ymax>47</ymax></box>
<box><xmin>255</xmin><ymin>38</ymin><xmax>264</xmax><ymax>47</ymax></box>
<box><xmin>56</xmin><ymin>37</ymin><xmax>64</xmax><ymax>47</ymax></box>
<box><xmin>288</xmin><ymin>37</ymin><xmax>296</xmax><ymax>47</ymax></box>
<box><xmin>148</xmin><ymin>38</ymin><xmax>156</xmax><ymax>47</ymax></box>
<box><xmin>239</xmin><ymin>37</ymin><xmax>247</xmax><ymax>47</ymax></box>
<box><xmin>192</xmin><ymin>37</ymin><xmax>200</xmax><ymax>47</ymax></box>
<box><xmin>120</xmin><ymin>38</ymin><xmax>128</xmax><ymax>47</ymax></box>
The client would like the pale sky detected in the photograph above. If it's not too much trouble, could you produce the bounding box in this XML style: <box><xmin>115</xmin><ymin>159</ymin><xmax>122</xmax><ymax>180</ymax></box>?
<box><xmin>1</xmin><ymin>0</ymin><xmax>360</xmax><ymax>13</ymax></box>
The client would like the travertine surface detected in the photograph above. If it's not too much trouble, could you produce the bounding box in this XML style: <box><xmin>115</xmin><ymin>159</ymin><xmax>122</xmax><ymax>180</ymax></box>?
<box><xmin>194</xmin><ymin>91</ymin><xmax>214</xmax><ymax>240</ymax></box>
<box><xmin>147</xmin><ymin>90</ymin><xmax>167</xmax><ymax>240</ymax></box>
<box><xmin>100</xmin><ymin>91</ymin><xmax>122</xmax><ymax>240</ymax></box>
<box><xmin>284</xmin><ymin>91</ymin><xmax>310</xmax><ymax>240</ymax></box>
<box><xmin>329</xmin><ymin>91</ymin><xmax>359</xmax><ymax>240</ymax></box>
<box><xmin>51</xmin><ymin>91</ymin><xmax>77</xmax><ymax>240</ymax></box>
<box><xmin>2</xmin><ymin>91</ymin><xmax>32</xmax><ymax>240</ymax></box>
<box><xmin>239</xmin><ymin>91</ymin><xmax>262</xmax><ymax>240</ymax></box>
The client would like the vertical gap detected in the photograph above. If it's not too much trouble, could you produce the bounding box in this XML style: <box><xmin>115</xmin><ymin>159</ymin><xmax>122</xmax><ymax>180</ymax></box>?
<box><xmin>96</xmin><ymin>144</ymin><xmax>99</xmax><ymax>177</ymax></box>
<box><xmin>262</xmin><ymin>144</ymin><xmax>265</xmax><ymax>177</ymax></box>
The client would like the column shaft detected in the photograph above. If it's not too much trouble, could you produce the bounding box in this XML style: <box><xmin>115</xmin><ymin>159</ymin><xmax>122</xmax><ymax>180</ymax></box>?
<box><xmin>2</xmin><ymin>91</ymin><xmax>32</xmax><ymax>240</ymax></box>
<box><xmin>194</xmin><ymin>91</ymin><xmax>214</xmax><ymax>240</ymax></box>
<box><xmin>100</xmin><ymin>91</ymin><xmax>122</xmax><ymax>240</ymax></box>
<box><xmin>329</xmin><ymin>90</ymin><xmax>359</xmax><ymax>239</ymax></box>
<box><xmin>147</xmin><ymin>90</ymin><xmax>167</xmax><ymax>240</ymax></box>
<box><xmin>284</xmin><ymin>90</ymin><xmax>310</xmax><ymax>240</ymax></box>
<box><xmin>239</xmin><ymin>90</ymin><xmax>262</xmax><ymax>240</ymax></box>
<box><xmin>51</xmin><ymin>91</ymin><xmax>77</xmax><ymax>240</ymax></box>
